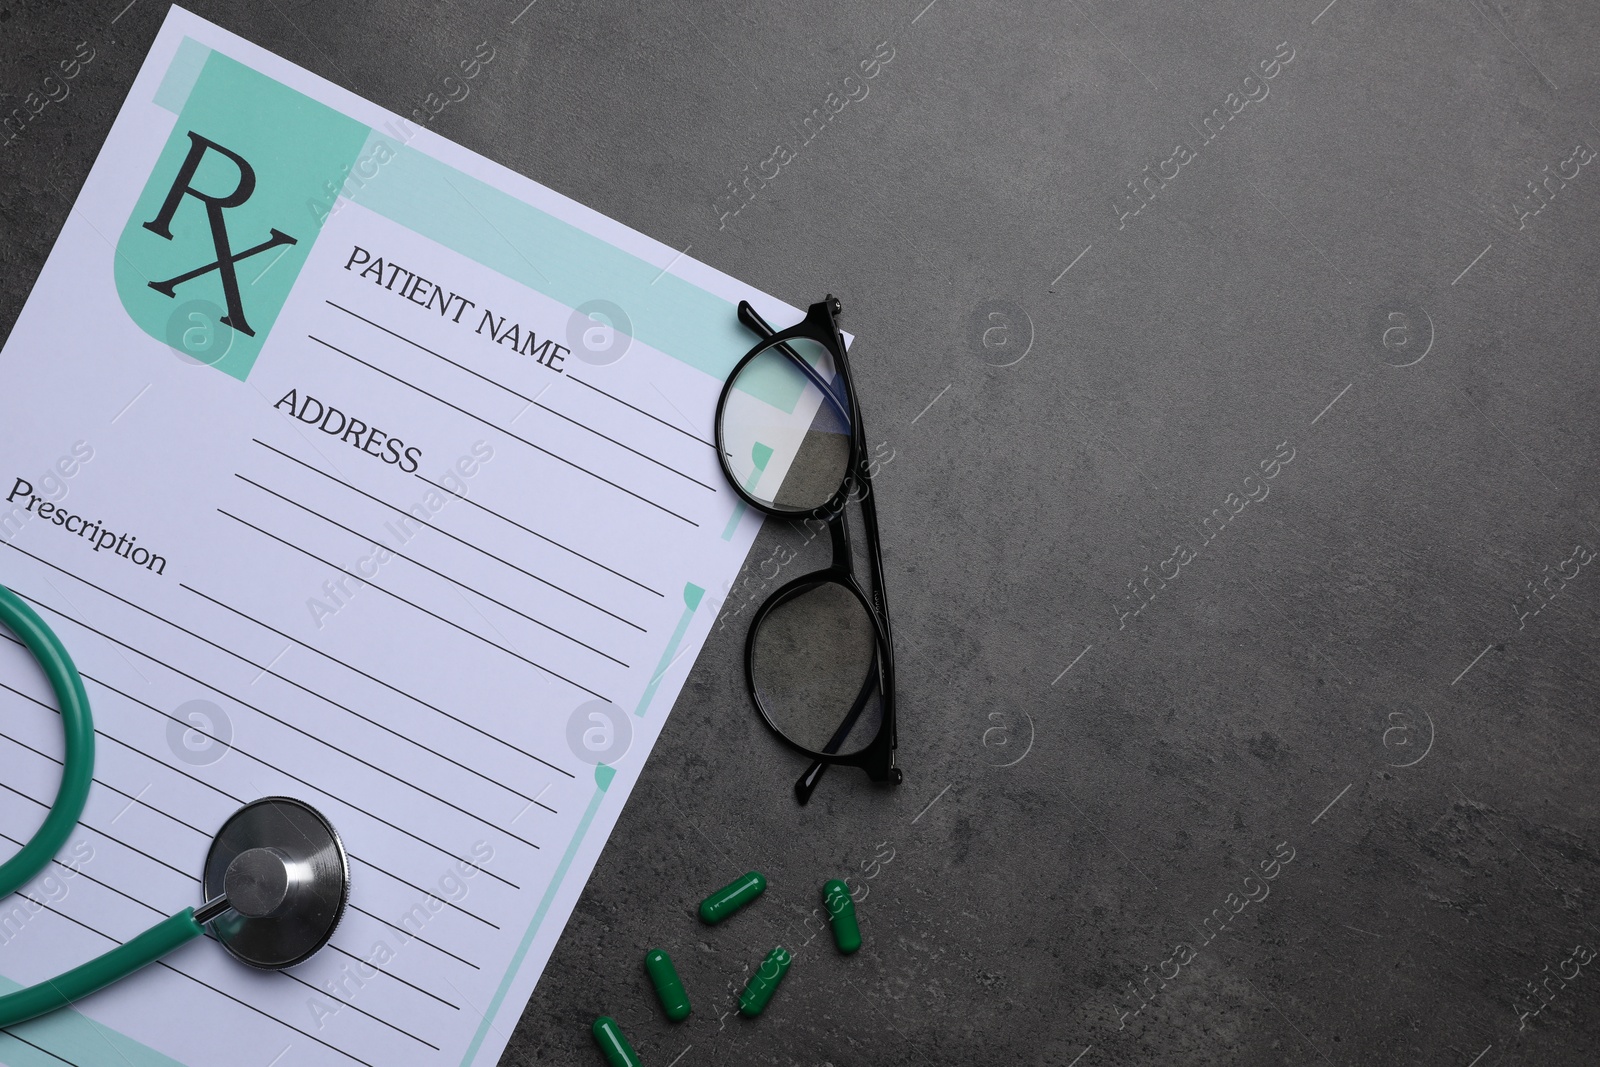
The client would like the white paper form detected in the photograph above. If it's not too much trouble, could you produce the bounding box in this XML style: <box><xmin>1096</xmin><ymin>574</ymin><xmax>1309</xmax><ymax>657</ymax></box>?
<box><xmin>0</xmin><ymin>8</ymin><xmax>825</xmax><ymax>1066</ymax></box>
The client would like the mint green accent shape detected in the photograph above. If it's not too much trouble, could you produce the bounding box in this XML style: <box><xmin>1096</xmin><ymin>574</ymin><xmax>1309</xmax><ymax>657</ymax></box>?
<box><xmin>721</xmin><ymin>504</ymin><xmax>747</xmax><ymax>541</ymax></box>
<box><xmin>721</xmin><ymin>442</ymin><xmax>772</xmax><ymax>540</ymax></box>
<box><xmin>115</xmin><ymin>50</ymin><xmax>370</xmax><ymax>381</ymax></box>
<box><xmin>459</xmin><ymin>771</ymin><xmax>612</xmax><ymax>1066</ymax></box>
<box><xmin>634</xmin><ymin>583</ymin><xmax>706</xmax><ymax>715</ymax></box>
<box><xmin>346</xmin><ymin>145</ymin><xmax>802</xmax><ymax>401</ymax></box>
<box><xmin>0</xmin><ymin>975</ymin><xmax>186</xmax><ymax>1067</ymax></box>
<box><xmin>152</xmin><ymin>37</ymin><xmax>210</xmax><ymax>114</ymax></box>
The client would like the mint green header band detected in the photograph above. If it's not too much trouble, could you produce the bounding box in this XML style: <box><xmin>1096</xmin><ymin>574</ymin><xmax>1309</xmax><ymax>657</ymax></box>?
<box><xmin>126</xmin><ymin>39</ymin><xmax>807</xmax><ymax>408</ymax></box>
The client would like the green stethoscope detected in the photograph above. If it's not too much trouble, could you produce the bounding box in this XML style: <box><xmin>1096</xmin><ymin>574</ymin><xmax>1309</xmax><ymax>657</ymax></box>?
<box><xmin>0</xmin><ymin>583</ymin><xmax>350</xmax><ymax>1029</ymax></box>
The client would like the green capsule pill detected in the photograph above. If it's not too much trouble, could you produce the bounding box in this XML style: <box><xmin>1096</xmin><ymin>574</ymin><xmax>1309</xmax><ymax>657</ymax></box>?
<box><xmin>644</xmin><ymin>947</ymin><xmax>691</xmax><ymax>1021</ymax></box>
<box><xmin>823</xmin><ymin>879</ymin><xmax>862</xmax><ymax>954</ymax></box>
<box><xmin>738</xmin><ymin>945</ymin><xmax>792</xmax><ymax>1017</ymax></box>
<box><xmin>591</xmin><ymin>1016</ymin><xmax>641</xmax><ymax>1067</ymax></box>
<box><xmin>698</xmin><ymin>870</ymin><xmax>766</xmax><ymax>924</ymax></box>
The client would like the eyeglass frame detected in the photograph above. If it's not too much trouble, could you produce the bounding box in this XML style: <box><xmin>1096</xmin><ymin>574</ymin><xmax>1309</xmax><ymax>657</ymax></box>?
<box><xmin>712</xmin><ymin>295</ymin><xmax>902</xmax><ymax>804</ymax></box>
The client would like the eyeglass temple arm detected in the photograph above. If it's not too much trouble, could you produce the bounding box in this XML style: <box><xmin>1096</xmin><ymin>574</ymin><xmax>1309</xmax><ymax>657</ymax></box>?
<box><xmin>794</xmin><ymin>648</ymin><xmax>882</xmax><ymax>805</ymax></box>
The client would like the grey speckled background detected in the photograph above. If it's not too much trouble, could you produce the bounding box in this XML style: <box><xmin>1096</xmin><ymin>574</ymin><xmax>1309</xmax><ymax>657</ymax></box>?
<box><xmin>4</xmin><ymin>0</ymin><xmax>1600</xmax><ymax>1064</ymax></box>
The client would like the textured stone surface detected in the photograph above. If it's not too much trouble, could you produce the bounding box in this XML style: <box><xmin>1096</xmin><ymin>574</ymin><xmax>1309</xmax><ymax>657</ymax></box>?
<box><xmin>3</xmin><ymin>0</ymin><xmax>1598</xmax><ymax>1063</ymax></box>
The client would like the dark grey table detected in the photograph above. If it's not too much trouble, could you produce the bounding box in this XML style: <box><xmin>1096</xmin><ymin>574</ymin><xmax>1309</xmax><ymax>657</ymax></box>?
<box><xmin>5</xmin><ymin>1</ymin><xmax>1598</xmax><ymax>1063</ymax></box>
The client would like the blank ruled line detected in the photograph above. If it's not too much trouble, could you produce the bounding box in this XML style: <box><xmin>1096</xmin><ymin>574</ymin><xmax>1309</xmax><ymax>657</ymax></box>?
<box><xmin>326</xmin><ymin>301</ymin><xmax>718</xmax><ymax>490</ymax></box>
<box><xmin>566</xmin><ymin>375</ymin><xmax>714</xmax><ymax>446</ymax></box>
<box><xmin>7</xmin><ymin>890</ymin><xmax>139</xmax><ymax>943</ymax></box>
<box><xmin>531</xmin><ymin>398</ymin><xmax>718</xmax><ymax>489</ymax></box>
<box><xmin>181</xmin><ymin>582</ymin><xmax>573</xmax><ymax>781</ymax></box>
<box><xmin>43</xmin><ymin>570</ymin><xmax>151</xmax><ymax>686</ymax></box>
<box><xmin>108</xmin><ymin>669</ymin><xmax>524</xmax><ymax>884</ymax></box>
<box><xmin>237</xmin><ymin>473</ymin><xmax>633</xmax><ymax>667</ymax></box>
<box><xmin>349</xmin><ymin>903</ymin><xmax>482</xmax><ymax>970</ymax></box>
<box><xmin>2</xmin><ymin>660</ymin><xmax>495</xmax><ymax>992</ymax></box>
<box><xmin>346</xmin><ymin>855</ymin><xmax>499</xmax><ymax>929</ymax></box>
<box><xmin>0</xmin><ymin>566</ymin><xmax>548</xmax><ymax>853</ymax></box>
<box><xmin>218</xmin><ymin>508</ymin><xmax>610</xmax><ymax>703</ymax></box>
<box><xmin>3</xmin><ymin>536</ymin><xmax>562</xmax><ymax>805</ymax></box>
<box><xmin>0</xmin><ymin>781</ymin><xmax>199</xmax><ymax>883</ymax></box>
<box><xmin>0</xmin><ymin>670</ymin><xmax>253</xmax><ymax>805</ymax></box>
<box><xmin>451</xmin><ymin>584</ymin><xmax>523</xmax><ymax>658</ymax></box>
<box><xmin>155</xmin><ymin>959</ymin><xmax>381</xmax><ymax>1067</ymax></box>
<box><xmin>0</xmin><ymin>827</ymin><xmax>179</xmax><ymax>918</ymax></box>
<box><xmin>311</xmin><ymin>335</ymin><xmax>700</xmax><ymax>526</ymax></box>
<box><xmin>281</xmin><ymin>971</ymin><xmax>441</xmax><ymax>1050</ymax></box>
<box><xmin>415</xmin><ymin>472</ymin><xmax>663</xmax><ymax>595</ymax></box>
<box><xmin>646</xmin><ymin>381</ymin><xmax>710</xmax><ymax>441</ymax></box>
<box><xmin>252</xmin><ymin>438</ymin><xmax>647</xmax><ymax>630</ymax></box>
<box><xmin>250</xmin><ymin>642</ymin><xmax>292</xmax><ymax>685</ymax></box>
<box><xmin>0</xmin><ymin>895</ymin><xmax>328</xmax><ymax>1062</ymax></box>
<box><xmin>2</xmin><ymin>1032</ymin><xmax>79</xmax><ymax>1066</ymax></box>
<box><xmin>0</xmin><ymin>819</ymin><xmax>468</xmax><ymax>1012</ymax></box>
<box><xmin>101</xmin><ymin>675</ymin><xmax>522</xmax><ymax>883</ymax></box>
<box><xmin>11</xmin><ymin>896</ymin><xmax>383</xmax><ymax>1065</ymax></box>
<box><xmin>5</xmin><ymin>702</ymin><xmax>499</xmax><ymax>932</ymax></box>
<box><xmin>325</xmin><ymin>944</ymin><xmax>461</xmax><ymax>1009</ymax></box>
<box><xmin>0</xmin><ymin>613</ymin><xmax>523</xmax><ymax>888</ymax></box>
<box><xmin>6</xmin><ymin>799</ymin><xmax>476</xmax><ymax>1036</ymax></box>
<box><xmin>0</xmin><ymin>730</ymin><xmax>214</xmax><ymax>838</ymax></box>
<box><xmin>0</xmin><ymin>673</ymin><xmax>514</xmax><ymax>921</ymax></box>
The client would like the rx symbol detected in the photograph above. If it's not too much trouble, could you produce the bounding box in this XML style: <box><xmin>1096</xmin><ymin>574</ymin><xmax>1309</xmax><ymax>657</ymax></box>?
<box><xmin>142</xmin><ymin>132</ymin><xmax>297</xmax><ymax>337</ymax></box>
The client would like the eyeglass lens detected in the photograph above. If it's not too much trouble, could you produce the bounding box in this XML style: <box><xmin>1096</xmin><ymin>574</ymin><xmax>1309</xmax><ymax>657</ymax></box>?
<box><xmin>749</xmin><ymin>578</ymin><xmax>883</xmax><ymax>757</ymax></box>
<box><xmin>719</xmin><ymin>337</ymin><xmax>853</xmax><ymax>513</ymax></box>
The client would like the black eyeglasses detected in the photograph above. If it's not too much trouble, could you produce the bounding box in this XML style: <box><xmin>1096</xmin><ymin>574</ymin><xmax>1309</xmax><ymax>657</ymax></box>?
<box><xmin>714</xmin><ymin>295</ymin><xmax>901</xmax><ymax>804</ymax></box>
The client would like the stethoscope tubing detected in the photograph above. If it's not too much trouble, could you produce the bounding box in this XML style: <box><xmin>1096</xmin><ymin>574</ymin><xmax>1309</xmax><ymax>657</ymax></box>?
<box><xmin>0</xmin><ymin>583</ymin><xmax>207</xmax><ymax>1029</ymax></box>
<box><xmin>0</xmin><ymin>583</ymin><xmax>95</xmax><ymax>901</ymax></box>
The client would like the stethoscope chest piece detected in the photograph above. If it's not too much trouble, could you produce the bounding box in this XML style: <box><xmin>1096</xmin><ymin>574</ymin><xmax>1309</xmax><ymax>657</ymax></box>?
<box><xmin>203</xmin><ymin>797</ymin><xmax>349</xmax><ymax>970</ymax></box>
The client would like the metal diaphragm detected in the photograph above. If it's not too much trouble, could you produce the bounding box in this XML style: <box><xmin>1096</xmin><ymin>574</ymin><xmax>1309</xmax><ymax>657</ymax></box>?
<box><xmin>202</xmin><ymin>797</ymin><xmax>349</xmax><ymax>970</ymax></box>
